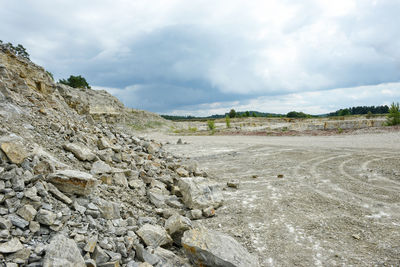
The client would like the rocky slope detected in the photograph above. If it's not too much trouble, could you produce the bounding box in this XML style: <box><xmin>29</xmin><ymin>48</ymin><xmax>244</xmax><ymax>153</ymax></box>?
<box><xmin>0</xmin><ymin>44</ymin><xmax>258</xmax><ymax>266</ymax></box>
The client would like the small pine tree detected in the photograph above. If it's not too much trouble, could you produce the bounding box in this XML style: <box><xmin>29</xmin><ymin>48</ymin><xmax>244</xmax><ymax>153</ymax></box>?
<box><xmin>387</xmin><ymin>102</ymin><xmax>400</xmax><ymax>126</ymax></box>
<box><xmin>59</xmin><ymin>75</ymin><xmax>91</xmax><ymax>89</ymax></box>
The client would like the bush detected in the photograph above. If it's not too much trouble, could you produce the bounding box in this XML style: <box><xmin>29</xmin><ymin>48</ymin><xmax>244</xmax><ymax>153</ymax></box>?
<box><xmin>225</xmin><ymin>115</ymin><xmax>231</xmax><ymax>128</ymax></box>
<box><xmin>207</xmin><ymin>120</ymin><xmax>215</xmax><ymax>134</ymax></box>
<box><xmin>59</xmin><ymin>75</ymin><xmax>91</xmax><ymax>89</ymax></box>
<box><xmin>387</xmin><ymin>102</ymin><xmax>400</xmax><ymax>126</ymax></box>
<box><xmin>229</xmin><ymin>109</ymin><xmax>236</xmax><ymax>118</ymax></box>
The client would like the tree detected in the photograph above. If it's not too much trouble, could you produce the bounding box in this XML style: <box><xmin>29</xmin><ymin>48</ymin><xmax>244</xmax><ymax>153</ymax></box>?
<box><xmin>59</xmin><ymin>75</ymin><xmax>91</xmax><ymax>89</ymax></box>
<box><xmin>0</xmin><ymin>41</ymin><xmax>30</xmax><ymax>60</ymax></box>
<box><xmin>387</xmin><ymin>102</ymin><xmax>400</xmax><ymax>126</ymax></box>
<box><xmin>338</xmin><ymin>109</ymin><xmax>350</xmax><ymax>116</ymax></box>
<box><xmin>252</xmin><ymin>112</ymin><xmax>257</xmax><ymax>117</ymax></box>
<box><xmin>225</xmin><ymin>115</ymin><xmax>231</xmax><ymax>128</ymax></box>
<box><xmin>244</xmin><ymin>111</ymin><xmax>250</xmax><ymax>117</ymax></box>
<box><xmin>229</xmin><ymin>109</ymin><xmax>236</xmax><ymax>118</ymax></box>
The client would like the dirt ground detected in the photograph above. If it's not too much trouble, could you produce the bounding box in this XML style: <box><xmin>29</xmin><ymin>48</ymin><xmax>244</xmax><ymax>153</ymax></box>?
<box><xmin>149</xmin><ymin>130</ymin><xmax>400</xmax><ymax>266</ymax></box>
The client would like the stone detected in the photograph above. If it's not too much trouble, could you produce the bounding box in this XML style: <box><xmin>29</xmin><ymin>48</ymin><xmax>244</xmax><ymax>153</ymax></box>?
<box><xmin>47</xmin><ymin>170</ymin><xmax>98</xmax><ymax>196</ymax></box>
<box><xmin>98</xmin><ymin>137</ymin><xmax>112</xmax><ymax>150</ymax></box>
<box><xmin>227</xmin><ymin>179</ymin><xmax>240</xmax><ymax>189</ymax></box>
<box><xmin>182</xmin><ymin>228</ymin><xmax>259</xmax><ymax>267</ymax></box>
<box><xmin>43</xmin><ymin>234</ymin><xmax>86</xmax><ymax>267</ymax></box>
<box><xmin>0</xmin><ymin>237</ymin><xmax>24</xmax><ymax>253</ymax></box>
<box><xmin>134</xmin><ymin>243</ymin><xmax>161</xmax><ymax>266</ymax></box>
<box><xmin>202</xmin><ymin>206</ymin><xmax>216</xmax><ymax>218</ymax></box>
<box><xmin>0</xmin><ymin>217</ymin><xmax>12</xmax><ymax>229</ymax></box>
<box><xmin>17</xmin><ymin>205</ymin><xmax>37</xmax><ymax>221</ymax></box>
<box><xmin>8</xmin><ymin>214</ymin><xmax>29</xmax><ymax>229</ymax></box>
<box><xmin>178</xmin><ymin>177</ymin><xmax>223</xmax><ymax>209</ymax></box>
<box><xmin>148</xmin><ymin>188</ymin><xmax>167</xmax><ymax>208</ymax></box>
<box><xmin>113</xmin><ymin>172</ymin><xmax>128</xmax><ymax>187</ymax></box>
<box><xmin>136</xmin><ymin>224</ymin><xmax>172</xmax><ymax>248</ymax></box>
<box><xmin>29</xmin><ymin>221</ymin><xmax>40</xmax><ymax>233</ymax></box>
<box><xmin>91</xmin><ymin>160</ymin><xmax>112</xmax><ymax>175</ymax></box>
<box><xmin>6</xmin><ymin>247</ymin><xmax>31</xmax><ymax>263</ymax></box>
<box><xmin>35</xmin><ymin>209</ymin><xmax>56</xmax><ymax>226</ymax></box>
<box><xmin>47</xmin><ymin>182</ymin><xmax>73</xmax><ymax>204</ymax></box>
<box><xmin>12</xmin><ymin>176</ymin><xmax>25</xmax><ymax>191</ymax></box>
<box><xmin>0</xmin><ymin>142</ymin><xmax>27</xmax><ymax>164</ymax></box>
<box><xmin>96</xmin><ymin>199</ymin><xmax>120</xmax><ymax>220</ymax></box>
<box><xmin>63</xmin><ymin>142</ymin><xmax>96</xmax><ymax>161</ymax></box>
<box><xmin>177</xmin><ymin>138</ymin><xmax>183</xmax><ymax>145</ymax></box>
<box><xmin>176</xmin><ymin>167</ymin><xmax>189</xmax><ymax>177</ymax></box>
<box><xmin>164</xmin><ymin>214</ymin><xmax>192</xmax><ymax>245</ymax></box>
<box><xmin>98</xmin><ymin>261</ymin><xmax>120</xmax><ymax>267</ymax></box>
<box><xmin>84</xmin><ymin>235</ymin><xmax>98</xmax><ymax>253</ymax></box>
<box><xmin>153</xmin><ymin>246</ymin><xmax>189</xmax><ymax>267</ymax></box>
<box><xmin>93</xmin><ymin>245</ymin><xmax>110</xmax><ymax>265</ymax></box>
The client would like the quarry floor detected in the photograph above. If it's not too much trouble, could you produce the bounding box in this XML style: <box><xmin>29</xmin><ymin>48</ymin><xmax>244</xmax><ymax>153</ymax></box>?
<box><xmin>150</xmin><ymin>131</ymin><xmax>400</xmax><ymax>266</ymax></box>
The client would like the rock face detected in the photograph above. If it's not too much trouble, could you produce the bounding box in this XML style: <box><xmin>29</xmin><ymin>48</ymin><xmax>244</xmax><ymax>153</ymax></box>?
<box><xmin>47</xmin><ymin>170</ymin><xmax>98</xmax><ymax>195</ymax></box>
<box><xmin>178</xmin><ymin>177</ymin><xmax>223</xmax><ymax>209</ymax></box>
<box><xmin>43</xmin><ymin>234</ymin><xmax>86</xmax><ymax>267</ymax></box>
<box><xmin>182</xmin><ymin>228</ymin><xmax>259</xmax><ymax>267</ymax></box>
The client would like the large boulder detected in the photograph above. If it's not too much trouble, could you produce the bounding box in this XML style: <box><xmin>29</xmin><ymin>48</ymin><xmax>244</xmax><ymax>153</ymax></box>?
<box><xmin>43</xmin><ymin>234</ymin><xmax>86</xmax><ymax>267</ymax></box>
<box><xmin>136</xmin><ymin>224</ymin><xmax>172</xmax><ymax>248</ymax></box>
<box><xmin>63</xmin><ymin>142</ymin><xmax>96</xmax><ymax>161</ymax></box>
<box><xmin>182</xmin><ymin>228</ymin><xmax>259</xmax><ymax>267</ymax></box>
<box><xmin>178</xmin><ymin>177</ymin><xmax>223</xmax><ymax>209</ymax></box>
<box><xmin>47</xmin><ymin>170</ymin><xmax>98</xmax><ymax>196</ymax></box>
<box><xmin>0</xmin><ymin>142</ymin><xmax>28</xmax><ymax>164</ymax></box>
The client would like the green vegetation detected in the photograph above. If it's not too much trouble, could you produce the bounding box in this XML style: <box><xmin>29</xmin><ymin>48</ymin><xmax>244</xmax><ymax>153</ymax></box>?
<box><xmin>188</xmin><ymin>126</ymin><xmax>197</xmax><ymax>133</ymax></box>
<box><xmin>59</xmin><ymin>75</ymin><xmax>91</xmax><ymax>89</ymax></box>
<box><xmin>130</xmin><ymin>121</ymin><xmax>164</xmax><ymax>131</ymax></box>
<box><xmin>286</xmin><ymin>111</ymin><xmax>310</xmax><ymax>118</ymax></box>
<box><xmin>225</xmin><ymin>115</ymin><xmax>231</xmax><ymax>128</ymax></box>
<box><xmin>366</xmin><ymin>111</ymin><xmax>373</xmax><ymax>119</ymax></box>
<box><xmin>46</xmin><ymin>71</ymin><xmax>54</xmax><ymax>81</ymax></box>
<box><xmin>207</xmin><ymin>120</ymin><xmax>216</xmax><ymax>134</ymax></box>
<box><xmin>387</xmin><ymin>102</ymin><xmax>400</xmax><ymax>126</ymax></box>
<box><xmin>329</xmin><ymin>105</ymin><xmax>389</xmax><ymax>116</ymax></box>
<box><xmin>229</xmin><ymin>109</ymin><xmax>236</xmax><ymax>118</ymax></box>
<box><xmin>0</xmin><ymin>40</ymin><xmax>30</xmax><ymax>59</ymax></box>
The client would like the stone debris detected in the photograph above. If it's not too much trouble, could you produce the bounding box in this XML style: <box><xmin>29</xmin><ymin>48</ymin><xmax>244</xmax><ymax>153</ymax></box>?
<box><xmin>0</xmin><ymin>44</ymin><xmax>255</xmax><ymax>266</ymax></box>
<box><xmin>227</xmin><ymin>179</ymin><xmax>240</xmax><ymax>188</ymax></box>
<box><xmin>182</xmin><ymin>228</ymin><xmax>259</xmax><ymax>267</ymax></box>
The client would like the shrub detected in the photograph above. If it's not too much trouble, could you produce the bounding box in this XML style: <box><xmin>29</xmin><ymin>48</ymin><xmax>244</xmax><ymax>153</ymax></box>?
<box><xmin>188</xmin><ymin>126</ymin><xmax>197</xmax><ymax>133</ymax></box>
<box><xmin>59</xmin><ymin>75</ymin><xmax>91</xmax><ymax>89</ymax></box>
<box><xmin>207</xmin><ymin>120</ymin><xmax>215</xmax><ymax>134</ymax></box>
<box><xmin>387</xmin><ymin>102</ymin><xmax>400</xmax><ymax>126</ymax></box>
<box><xmin>366</xmin><ymin>111</ymin><xmax>373</xmax><ymax>119</ymax></box>
<box><xmin>225</xmin><ymin>115</ymin><xmax>231</xmax><ymax>128</ymax></box>
<box><xmin>229</xmin><ymin>109</ymin><xmax>236</xmax><ymax>118</ymax></box>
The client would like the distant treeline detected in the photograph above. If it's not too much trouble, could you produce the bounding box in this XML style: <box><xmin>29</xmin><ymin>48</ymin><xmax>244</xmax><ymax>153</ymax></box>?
<box><xmin>161</xmin><ymin>110</ymin><xmax>284</xmax><ymax>121</ymax></box>
<box><xmin>328</xmin><ymin>105</ymin><xmax>389</xmax><ymax>116</ymax></box>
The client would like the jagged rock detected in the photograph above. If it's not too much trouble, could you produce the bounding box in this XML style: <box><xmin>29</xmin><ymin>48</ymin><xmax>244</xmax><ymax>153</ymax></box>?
<box><xmin>63</xmin><ymin>142</ymin><xmax>96</xmax><ymax>161</ymax></box>
<box><xmin>0</xmin><ymin>142</ymin><xmax>28</xmax><ymax>164</ymax></box>
<box><xmin>43</xmin><ymin>234</ymin><xmax>86</xmax><ymax>267</ymax></box>
<box><xmin>0</xmin><ymin>217</ymin><xmax>12</xmax><ymax>229</ymax></box>
<box><xmin>164</xmin><ymin>214</ymin><xmax>192</xmax><ymax>245</ymax></box>
<box><xmin>178</xmin><ymin>177</ymin><xmax>223</xmax><ymax>209</ymax></box>
<box><xmin>91</xmin><ymin>160</ymin><xmax>112</xmax><ymax>175</ymax></box>
<box><xmin>203</xmin><ymin>206</ymin><xmax>216</xmax><ymax>217</ymax></box>
<box><xmin>83</xmin><ymin>235</ymin><xmax>98</xmax><ymax>253</ymax></box>
<box><xmin>47</xmin><ymin>170</ymin><xmax>98</xmax><ymax>196</ymax></box>
<box><xmin>95</xmin><ymin>198</ymin><xmax>120</xmax><ymax>220</ymax></box>
<box><xmin>46</xmin><ymin>182</ymin><xmax>73</xmax><ymax>205</ymax></box>
<box><xmin>113</xmin><ymin>172</ymin><xmax>128</xmax><ymax>187</ymax></box>
<box><xmin>182</xmin><ymin>228</ymin><xmax>259</xmax><ymax>267</ymax></box>
<box><xmin>98</xmin><ymin>137</ymin><xmax>112</xmax><ymax>150</ymax></box>
<box><xmin>153</xmin><ymin>246</ymin><xmax>190</xmax><ymax>267</ymax></box>
<box><xmin>16</xmin><ymin>205</ymin><xmax>37</xmax><ymax>221</ymax></box>
<box><xmin>134</xmin><ymin>243</ymin><xmax>161</xmax><ymax>266</ymax></box>
<box><xmin>136</xmin><ymin>224</ymin><xmax>172</xmax><ymax>247</ymax></box>
<box><xmin>227</xmin><ymin>179</ymin><xmax>240</xmax><ymax>189</ymax></box>
<box><xmin>0</xmin><ymin>237</ymin><xmax>24</xmax><ymax>253</ymax></box>
<box><xmin>8</xmin><ymin>214</ymin><xmax>29</xmax><ymax>229</ymax></box>
<box><xmin>189</xmin><ymin>209</ymin><xmax>202</xmax><ymax>220</ymax></box>
<box><xmin>176</xmin><ymin>167</ymin><xmax>189</xmax><ymax>177</ymax></box>
<box><xmin>35</xmin><ymin>209</ymin><xmax>56</xmax><ymax>225</ymax></box>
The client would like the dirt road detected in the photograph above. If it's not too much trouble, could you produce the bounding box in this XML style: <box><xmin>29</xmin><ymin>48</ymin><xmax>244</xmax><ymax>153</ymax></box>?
<box><xmin>151</xmin><ymin>132</ymin><xmax>400</xmax><ymax>266</ymax></box>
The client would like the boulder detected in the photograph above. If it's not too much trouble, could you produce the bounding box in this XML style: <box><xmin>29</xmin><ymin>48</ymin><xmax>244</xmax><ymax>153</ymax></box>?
<box><xmin>136</xmin><ymin>224</ymin><xmax>172</xmax><ymax>248</ymax></box>
<box><xmin>164</xmin><ymin>214</ymin><xmax>192</xmax><ymax>245</ymax></box>
<box><xmin>178</xmin><ymin>177</ymin><xmax>223</xmax><ymax>209</ymax></box>
<box><xmin>35</xmin><ymin>209</ymin><xmax>56</xmax><ymax>226</ymax></box>
<box><xmin>63</xmin><ymin>142</ymin><xmax>96</xmax><ymax>161</ymax></box>
<box><xmin>182</xmin><ymin>228</ymin><xmax>259</xmax><ymax>267</ymax></box>
<box><xmin>0</xmin><ymin>237</ymin><xmax>24</xmax><ymax>253</ymax></box>
<box><xmin>91</xmin><ymin>160</ymin><xmax>112</xmax><ymax>175</ymax></box>
<box><xmin>47</xmin><ymin>170</ymin><xmax>98</xmax><ymax>196</ymax></box>
<box><xmin>43</xmin><ymin>234</ymin><xmax>86</xmax><ymax>267</ymax></box>
<box><xmin>0</xmin><ymin>142</ymin><xmax>27</xmax><ymax>164</ymax></box>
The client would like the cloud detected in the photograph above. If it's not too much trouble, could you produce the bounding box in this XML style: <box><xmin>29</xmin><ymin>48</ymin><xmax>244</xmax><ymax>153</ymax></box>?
<box><xmin>1</xmin><ymin>0</ymin><xmax>399</xmax><ymax>114</ymax></box>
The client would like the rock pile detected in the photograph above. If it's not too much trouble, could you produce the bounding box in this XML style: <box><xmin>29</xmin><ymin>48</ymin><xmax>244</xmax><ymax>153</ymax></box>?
<box><xmin>0</xmin><ymin>44</ymin><xmax>258</xmax><ymax>266</ymax></box>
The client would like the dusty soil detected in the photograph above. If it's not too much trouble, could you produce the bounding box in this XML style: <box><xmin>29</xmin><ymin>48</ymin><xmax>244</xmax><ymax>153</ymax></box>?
<box><xmin>150</xmin><ymin>131</ymin><xmax>400</xmax><ymax>266</ymax></box>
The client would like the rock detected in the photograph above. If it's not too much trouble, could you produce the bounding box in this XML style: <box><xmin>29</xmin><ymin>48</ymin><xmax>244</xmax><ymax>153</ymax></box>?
<box><xmin>0</xmin><ymin>237</ymin><xmax>24</xmax><ymax>253</ymax></box>
<box><xmin>43</xmin><ymin>234</ymin><xmax>86</xmax><ymax>267</ymax></box>
<box><xmin>96</xmin><ymin>199</ymin><xmax>120</xmax><ymax>220</ymax></box>
<box><xmin>177</xmin><ymin>139</ymin><xmax>183</xmax><ymax>145</ymax></box>
<box><xmin>0</xmin><ymin>142</ymin><xmax>28</xmax><ymax>164</ymax></box>
<box><xmin>93</xmin><ymin>245</ymin><xmax>110</xmax><ymax>265</ymax></box>
<box><xmin>134</xmin><ymin>243</ymin><xmax>161</xmax><ymax>266</ymax></box>
<box><xmin>227</xmin><ymin>179</ymin><xmax>240</xmax><ymax>189</ymax></box>
<box><xmin>164</xmin><ymin>214</ymin><xmax>192</xmax><ymax>245</ymax></box>
<box><xmin>153</xmin><ymin>246</ymin><xmax>189</xmax><ymax>267</ymax></box>
<box><xmin>176</xmin><ymin>167</ymin><xmax>189</xmax><ymax>177</ymax></box>
<box><xmin>178</xmin><ymin>177</ymin><xmax>223</xmax><ymax>209</ymax></box>
<box><xmin>136</xmin><ymin>224</ymin><xmax>172</xmax><ymax>248</ymax></box>
<box><xmin>47</xmin><ymin>182</ymin><xmax>73</xmax><ymax>205</ymax></box>
<box><xmin>35</xmin><ymin>209</ymin><xmax>56</xmax><ymax>225</ymax></box>
<box><xmin>0</xmin><ymin>217</ymin><xmax>12</xmax><ymax>229</ymax></box>
<box><xmin>63</xmin><ymin>142</ymin><xmax>96</xmax><ymax>161</ymax></box>
<box><xmin>8</xmin><ymin>214</ymin><xmax>29</xmax><ymax>229</ymax></box>
<box><xmin>17</xmin><ymin>205</ymin><xmax>37</xmax><ymax>221</ymax></box>
<box><xmin>47</xmin><ymin>170</ymin><xmax>98</xmax><ymax>196</ymax></box>
<box><xmin>182</xmin><ymin>228</ymin><xmax>259</xmax><ymax>267</ymax></box>
<box><xmin>113</xmin><ymin>172</ymin><xmax>128</xmax><ymax>187</ymax></box>
<box><xmin>91</xmin><ymin>160</ymin><xmax>112</xmax><ymax>175</ymax></box>
<box><xmin>202</xmin><ymin>206</ymin><xmax>216</xmax><ymax>218</ymax></box>
<box><xmin>189</xmin><ymin>209</ymin><xmax>202</xmax><ymax>220</ymax></box>
<box><xmin>84</xmin><ymin>235</ymin><xmax>98</xmax><ymax>253</ymax></box>
<box><xmin>29</xmin><ymin>221</ymin><xmax>40</xmax><ymax>233</ymax></box>
<box><xmin>97</xmin><ymin>137</ymin><xmax>112</xmax><ymax>150</ymax></box>
<box><xmin>148</xmin><ymin>188</ymin><xmax>167</xmax><ymax>208</ymax></box>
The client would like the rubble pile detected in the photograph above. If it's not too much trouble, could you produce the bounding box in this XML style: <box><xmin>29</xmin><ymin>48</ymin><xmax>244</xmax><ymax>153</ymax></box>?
<box><xmin>0</xmin><ymin>44</ymin><xmax>258</xmax><ymax>266</ymax></box>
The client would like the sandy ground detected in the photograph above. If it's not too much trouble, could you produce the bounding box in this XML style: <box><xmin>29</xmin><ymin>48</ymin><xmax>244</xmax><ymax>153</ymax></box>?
<box><xmin>148</xmin><ymin>131</ymin><xmax>400</xmax><ymax>266</ymax></box>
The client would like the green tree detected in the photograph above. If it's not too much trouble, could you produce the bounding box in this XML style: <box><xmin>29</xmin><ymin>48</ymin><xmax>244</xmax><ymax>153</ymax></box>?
<box><xmin>251</xmin><ymin>112</ymin><xmax>257</xmax><ymax>117</ymax></box>
<box><xmin>59</xmin><ymin>75</ymin><xmax>91</xmax><ymax>89</ymax></box>
<box><xmin>229</xmin><ymin>109</ymin><xmax>236</xmax><ymax>118</ymax></box>
<box><xmin>225</xmin><ymin>115</ymin><xmax>231</xmax><ymax>128</ymax></box>
<box><xmin>338</xmin><ymin>108</ymin><xmax>350</xmax><ymax>116</ymax></box>
<box><xmin>387</xmin><ymin>102</ymin><xmax>400</xmax><ymax>126</ymax></box>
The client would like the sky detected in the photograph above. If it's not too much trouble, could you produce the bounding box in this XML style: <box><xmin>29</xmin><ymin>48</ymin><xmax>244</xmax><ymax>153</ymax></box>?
<box><xmin>1</xmin><ymin>0</ymin><xmax>400</xmax><ymax>116</ymax></box>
